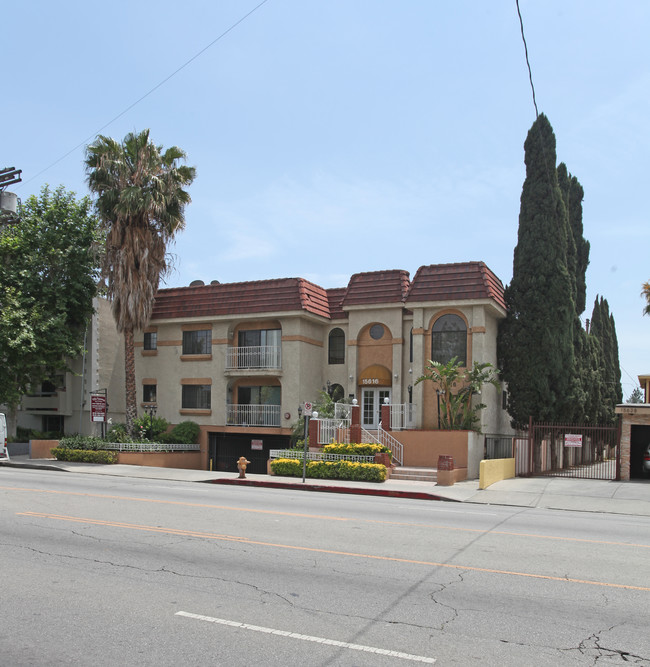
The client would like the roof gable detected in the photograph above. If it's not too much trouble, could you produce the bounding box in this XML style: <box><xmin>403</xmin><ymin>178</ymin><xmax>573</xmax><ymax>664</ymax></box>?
<box><xmin>406</xmin><ymin>262</ymin><xmax>506</xmax><ymax>310</ymax></box>
<box><xmin>341</xmin><ymin>269</ymin><xmax>410</xmax><ymax>308</ymax></box>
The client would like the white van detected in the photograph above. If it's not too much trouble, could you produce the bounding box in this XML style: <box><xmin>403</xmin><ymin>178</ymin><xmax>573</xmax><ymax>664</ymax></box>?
<box><xmin>0</xmin><ymin>413</ymin><xmax>8</xmax><ymax>461</ymax></box>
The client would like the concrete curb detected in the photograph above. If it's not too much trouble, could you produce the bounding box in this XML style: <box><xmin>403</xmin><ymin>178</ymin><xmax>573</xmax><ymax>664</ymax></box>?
<box><xmin>0</xmin><ymin>461</ymin><xmax>66</xmax><ymax>472</ymax></box>
<box><xmin>208</xmin><ymin>477</ymin><xmax>453</xmax><ymax>501</ymax></box>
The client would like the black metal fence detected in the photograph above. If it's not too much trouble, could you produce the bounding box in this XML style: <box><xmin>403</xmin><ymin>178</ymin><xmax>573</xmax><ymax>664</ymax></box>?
<box><xmin>515</xmin><ymin>421</ymin><xmax>620</xmax><ymax>480</ymax></box>
<box><xmin>484</xmin><ymin>434</ymin><xmax>515</xmax><ymax>460</ymax></box>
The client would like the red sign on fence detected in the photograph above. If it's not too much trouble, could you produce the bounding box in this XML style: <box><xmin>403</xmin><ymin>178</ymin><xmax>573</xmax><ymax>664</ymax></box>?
<box><xmin>564</xmin><ymin>433</ymin><xmax>583</xmax><ymax>448</ymax></box>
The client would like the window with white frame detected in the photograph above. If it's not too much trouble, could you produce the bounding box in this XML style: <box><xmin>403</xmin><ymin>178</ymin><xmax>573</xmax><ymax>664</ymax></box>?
<box><xmin>144</xmin><ymin>331</ymin><xmax>157</xmax><ymax>351</ymax></box>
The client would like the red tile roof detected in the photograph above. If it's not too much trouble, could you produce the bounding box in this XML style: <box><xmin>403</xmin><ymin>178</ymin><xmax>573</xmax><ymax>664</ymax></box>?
<box><xmin>326</xmin><ymin>287</ymin><xmax>347</xmax><ymax>320</ymax></box>
<box><xmin>151</xmin><ymin>277</ymin><xmax>330</xmax><ymax>320</ymax></box>
<box><xmin>341</xmin><ymin>270</ymin><xmax>410</xmax><ymax>307</ymax></box>
<box><xmin>150</xmin><ymin>263</ymin><xmax>505</xmax><ymax>321</ymax></box>
<box><xmin>405</xmin><ymin>262</ymin><xmax>506</xmax><ymax>311</ymax></box>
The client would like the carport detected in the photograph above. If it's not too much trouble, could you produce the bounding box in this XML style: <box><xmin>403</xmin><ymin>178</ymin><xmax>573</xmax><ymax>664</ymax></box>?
<box><xmin>616</xmin><ymin>403</ymin><xmax>650</xmax><ymax>481</ymax></box>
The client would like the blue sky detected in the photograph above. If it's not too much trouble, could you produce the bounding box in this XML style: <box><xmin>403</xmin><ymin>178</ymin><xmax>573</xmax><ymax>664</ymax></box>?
<box><xmin>4</xmin><ymin>1</ymin><xmax>649</xmax><ymax>398</ymax></box>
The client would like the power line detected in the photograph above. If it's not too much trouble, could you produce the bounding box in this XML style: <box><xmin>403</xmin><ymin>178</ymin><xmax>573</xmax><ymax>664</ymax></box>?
<box><xmin>516</xmin><ymin>0</ymin><xmax>538</xmax><ymax>118</ymax></box>
<box><xmin>20</xmin><ymin>0</ymin><xmax>271</xmax><ymax>189</ymax></box>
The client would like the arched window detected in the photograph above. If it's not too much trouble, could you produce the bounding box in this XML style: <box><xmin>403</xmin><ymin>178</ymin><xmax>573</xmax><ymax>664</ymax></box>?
<box><xmin>330</xmin><ymin>383</ymin><xmax>345</xmax><ymax>402</ymax></box>
<box><xmin>328</xmin><ymin>328</ymin><xmax>345</xmax><ymax>364</ymax></box>
<box><xmin>431</xmin><ymin>314</ymin><xmax>467</xmax><ymax>366</ymax></box>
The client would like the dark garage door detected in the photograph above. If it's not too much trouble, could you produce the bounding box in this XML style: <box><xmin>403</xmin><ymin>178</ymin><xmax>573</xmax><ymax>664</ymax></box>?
<box><xmin>209</xmin><ymin>432</ymin><xmax>290</xmax><ymax>475</ymax></box>
<box><xmin>630</xmin><ymin>425</ymin><xmax>650</xmax><ymax>479</ymax></box>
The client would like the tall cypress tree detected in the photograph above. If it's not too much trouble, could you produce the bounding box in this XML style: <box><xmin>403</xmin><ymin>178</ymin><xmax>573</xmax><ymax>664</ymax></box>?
<box><xmin>557</xmin><ymin>163</ymin><xmax>589</xmax><ymax>315</ymax></box>
<box><xmin>498</xmin><ymin>114</ymin><xmax>576</xmax><ymax>428</ymax></box>
<box><xmin>557</xmin><ymin>163</ymin><xmax>591</xmax><ymax>421</ymax></box>
<box><xmin>590</xmin><ymin>297</ymin><xmax>623</xmax><ymax>422</ymax></box>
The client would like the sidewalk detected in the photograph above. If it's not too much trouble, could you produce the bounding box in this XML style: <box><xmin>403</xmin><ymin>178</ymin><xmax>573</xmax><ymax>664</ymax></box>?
<box><xmin>3</xmin><ymin>455</ymin><xmax>650</xmax><ymax>517</ymax></box>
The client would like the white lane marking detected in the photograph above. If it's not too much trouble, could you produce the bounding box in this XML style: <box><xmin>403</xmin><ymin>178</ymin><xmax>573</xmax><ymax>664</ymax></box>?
<box><xmin>176</xmin><ymin>611</ymin><xmax>436</xmax><ymax>663</ymax></box>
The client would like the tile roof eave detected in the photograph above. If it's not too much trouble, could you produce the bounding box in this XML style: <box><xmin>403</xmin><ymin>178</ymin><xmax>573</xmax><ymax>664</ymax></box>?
<box><xmin>406</xmin><ymin>298</ymin><xmax>507</xmax><ymax>317</ymax></box>
<box><xmin>150</xmin><ymin>307</ymin><xmax>333</xmax><ymax>324</ymax></box>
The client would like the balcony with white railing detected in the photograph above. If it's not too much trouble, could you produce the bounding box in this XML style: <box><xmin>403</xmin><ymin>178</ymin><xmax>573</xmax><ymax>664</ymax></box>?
<box><xmin>226</xmin><ymin>404</ymin><xmax>281</xmax><ymax>427</ymax></box>
<box><xmin>225</xmin><ymin>345</ymin><xmax>281</xmax><ymax>371</ymax></box>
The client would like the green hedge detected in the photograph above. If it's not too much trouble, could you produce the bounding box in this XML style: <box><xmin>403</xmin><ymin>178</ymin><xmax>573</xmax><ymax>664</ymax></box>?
<box><xmin>51</xmin><ymin>448</ymin><xmax>118</xmax><ymax>464</ymax></box>
<box><xmin>270</xmin><ymin>458</ymin><xmax>386</xmax><ymax>482</ymax></box>
<box><xmin>323</xmin><ymin>443</ymin><xmax>391</xmax><ymax>459</ymax></box>
<box><xmin>59</xmin><ymin>435</ymin><xmax>106</xmax><ymax>450</ymax></box>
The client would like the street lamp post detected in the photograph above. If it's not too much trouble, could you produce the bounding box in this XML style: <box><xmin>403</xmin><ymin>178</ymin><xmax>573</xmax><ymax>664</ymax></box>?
<box><xmin>144</xmin><ymin>404</ymin><xmax>157</xmax><ymax>440</ymax></box>
<box><xmin>436</xmin><ymin>389</ymin><xmax>443</xmax><ymax>429</ymax></box>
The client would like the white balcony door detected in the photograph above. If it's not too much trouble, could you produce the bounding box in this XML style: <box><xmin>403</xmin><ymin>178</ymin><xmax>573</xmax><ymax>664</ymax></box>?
<box><xmin>362</xmin><ymin>388</ymin><xmax>391</xmax><ymax>430</ymax></box>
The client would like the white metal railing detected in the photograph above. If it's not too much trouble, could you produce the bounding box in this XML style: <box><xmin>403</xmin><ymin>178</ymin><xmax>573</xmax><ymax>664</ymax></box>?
<box><xmin>269</xmin><ymin>449</ymin><xmax>375</xmax><ymax>463</ymax></box>
<box><xmin>101</xmin><ymin>442</ymin><xmax>200</xmax><ymax>452</ymax></box>
<box><xmin>226</xmin><ymin>404</ymin><xmax>281</xmax><ymax>427</ymax></box>
<box><xmin>389</xmin><ymin>403</ymin><xmax>417</xmax><ymax>430</ymax></box>
<box><xmin>318</xmin><ymin>417</ymin><xmax>351</xmax><ymax>445</ymax></box>
<box><xmin>375</xmin><ymin>426</ymin><xmax>404</xmax><ymax>466</ymax></box>
<box><xmin>226</xmin><ymin>346</ymin><xmax>281</xmax><ymax>370</ymax></box>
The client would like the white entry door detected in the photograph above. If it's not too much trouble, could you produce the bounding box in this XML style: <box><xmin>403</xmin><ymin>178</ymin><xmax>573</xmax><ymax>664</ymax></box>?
<box><xmin>362</xmin><ymin>388</ymin><xmax>391</xmax><ymax>430</ymax></box>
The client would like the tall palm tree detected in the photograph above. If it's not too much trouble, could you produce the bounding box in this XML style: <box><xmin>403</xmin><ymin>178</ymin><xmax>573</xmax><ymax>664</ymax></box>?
<box><xmin>643</xmin><ymin>281</ymin><xmax>650</xmax><ymax>316</ymax></box>
<box><xmin>85</xmin><ymin>130</ymin><xmax>196</xmax><ymax>433</ymax></box>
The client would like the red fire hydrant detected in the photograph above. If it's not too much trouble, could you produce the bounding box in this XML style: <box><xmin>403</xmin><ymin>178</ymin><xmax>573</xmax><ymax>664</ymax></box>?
<box><xmin>237</xmin><ymin>456</ymin><xmax>251</xmax><ymax>479</ymax></box>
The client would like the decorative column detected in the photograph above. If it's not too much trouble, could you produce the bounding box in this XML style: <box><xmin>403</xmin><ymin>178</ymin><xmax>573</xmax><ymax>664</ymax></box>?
<box><xmin>350</xmin><ymin>400</ymin><xmax>361</xmax><ymax>444</ymax></box>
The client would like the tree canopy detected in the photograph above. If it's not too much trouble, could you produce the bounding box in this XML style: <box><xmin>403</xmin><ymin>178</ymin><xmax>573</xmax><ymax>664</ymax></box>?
<box><xmin>642</xmin><ymin>281</ymin><xmax>650</xmax><ymax>316</ymax></box>
<box><xmin>0</xmin><ymin>185</ymin><xmax>100</xmax><ymax>410</ymax></box>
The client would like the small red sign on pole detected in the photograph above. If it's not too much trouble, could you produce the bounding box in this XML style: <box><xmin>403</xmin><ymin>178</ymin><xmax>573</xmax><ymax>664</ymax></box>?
<box><xmin>91</xmin><ymin>395</ymin><xmax>107</xmax><ymax>422</ymax></box>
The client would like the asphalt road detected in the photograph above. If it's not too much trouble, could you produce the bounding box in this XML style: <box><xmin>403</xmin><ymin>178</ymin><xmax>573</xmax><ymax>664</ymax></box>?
<box><xmin>1</xmin><ymin>467</ymin><xmax>649</xmax><ymax>666</ymax></box>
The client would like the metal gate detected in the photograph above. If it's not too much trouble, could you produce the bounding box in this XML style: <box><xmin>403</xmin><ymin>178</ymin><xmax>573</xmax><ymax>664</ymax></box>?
<box><xmin>209</xmin><ymin>432</ymin><xmax>290</xmax><ymax>475</ymax></box>
<box><xmin>516</xmin><ymin>421</ymin><xmax>620</xmax><ymax>480</ymax></box>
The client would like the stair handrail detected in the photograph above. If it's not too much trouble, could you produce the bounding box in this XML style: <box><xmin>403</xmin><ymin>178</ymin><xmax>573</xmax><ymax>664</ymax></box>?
<box><xmin>360</xmin><ymin>426</ymin><xmax>403</xmax><ymax>466</ymax></box>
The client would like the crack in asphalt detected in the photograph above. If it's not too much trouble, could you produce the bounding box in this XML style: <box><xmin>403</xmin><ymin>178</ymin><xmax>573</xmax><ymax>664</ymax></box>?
<box><xmin>557</xmin><ymin>627</ymin><xmax>649</xmax><ymax>664</ymax></box>
<box><xmin>428</xmin><ymin>573</ymin><xmax>463</xmax><ymax>632</ymax></box>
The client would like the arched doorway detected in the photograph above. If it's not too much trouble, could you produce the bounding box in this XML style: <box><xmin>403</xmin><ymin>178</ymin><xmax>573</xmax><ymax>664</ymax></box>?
<box><xmin>359</xmin><ymin>364</ymin><xmax>391</xmax><ymax>429</ymax></box>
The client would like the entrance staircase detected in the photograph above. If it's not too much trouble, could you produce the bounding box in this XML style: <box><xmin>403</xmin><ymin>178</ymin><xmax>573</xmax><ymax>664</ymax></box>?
<box><xmin>390</xmin><ymin>466</ymin><xmax>437</xmax><ymax>482</ymax></box>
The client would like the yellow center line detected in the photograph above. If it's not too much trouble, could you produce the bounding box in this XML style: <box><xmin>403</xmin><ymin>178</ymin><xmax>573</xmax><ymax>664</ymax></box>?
<box><xmin>17</xmin><ymin>511</ymin><xmax>650</xmax><ymax>592</ymax></box>
<box><xmin>3</xmin><ymin>484</ymin><xmax>649</xmax><ymax>549</ymax></box>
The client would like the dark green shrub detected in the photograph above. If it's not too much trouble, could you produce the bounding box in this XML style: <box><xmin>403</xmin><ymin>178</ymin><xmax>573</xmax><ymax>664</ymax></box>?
<box><xmin>59</xmin><ymin>435</ymin><xmax>106</xmax><ymax>450</ymax></box>
<box><xmin>133</xmin><ymin>415</ymin><xmax>170</xmax><ymax>437</ymax></box>
<box><xmin>51</xmin><ymin>448</ymin><xmax>117</xmax><ymax>464</ymax></box>
<box><xmin>106</xmin><ymin>423</ymin><xmax>133</xmax><ymax>443</ymax></box>
<box><xmin>169</xmin><ymin>421</ymin><xmax>200</xmax><ymax>444</ymax></box>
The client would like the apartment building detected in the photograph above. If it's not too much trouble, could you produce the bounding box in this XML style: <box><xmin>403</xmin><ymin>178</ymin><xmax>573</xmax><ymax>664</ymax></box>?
<box><xmin>14</xmin><ymin>298</ymin><xmax>125</xmax><ymax>437</ymax></box>
<box><xmin>136</xmin><ymin>261</ymin><xmax>511</xmax><ymax>473</ymax></box>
